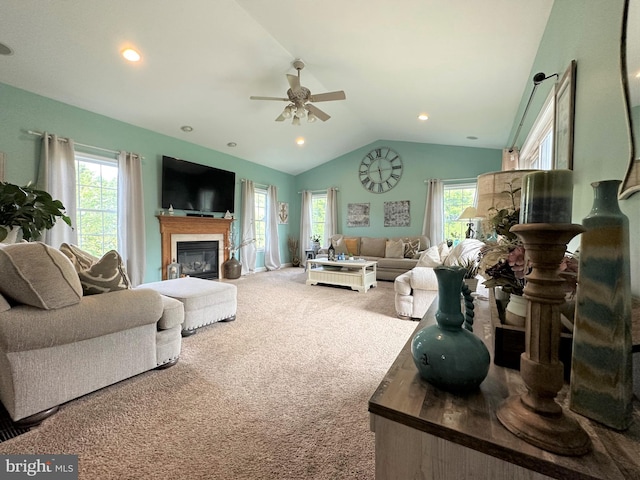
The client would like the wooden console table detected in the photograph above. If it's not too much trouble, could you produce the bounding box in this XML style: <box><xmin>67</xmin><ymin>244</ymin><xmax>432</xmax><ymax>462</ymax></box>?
<box><xmin>369</xmin><ymin>297</ymin><xmax>640</xmax><ymax>480</ymax></box>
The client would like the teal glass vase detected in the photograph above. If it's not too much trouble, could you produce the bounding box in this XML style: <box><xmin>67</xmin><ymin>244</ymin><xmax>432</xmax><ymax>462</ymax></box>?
<box><xmin>411</xmin><ymin>265</ymin><xmax>490</xmax><ymax>393</ymax></box>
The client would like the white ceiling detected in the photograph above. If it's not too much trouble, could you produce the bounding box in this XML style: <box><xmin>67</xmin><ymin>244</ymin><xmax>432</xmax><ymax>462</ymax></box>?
<box><xmin>0</xmin><ymin>0</ymin><xmax>554</xmax><ymax>175</ymax></box>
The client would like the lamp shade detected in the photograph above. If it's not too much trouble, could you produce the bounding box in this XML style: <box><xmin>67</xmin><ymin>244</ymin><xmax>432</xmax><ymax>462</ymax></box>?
<box><xmin>476</xmin><ymin>169</ymin><xmax>540</xmax><ymax>218</ymax></box>
<box><xmin>457</xmin><ymin>206</ymin><xmax>478</xmax><ymax>220</ymax></box>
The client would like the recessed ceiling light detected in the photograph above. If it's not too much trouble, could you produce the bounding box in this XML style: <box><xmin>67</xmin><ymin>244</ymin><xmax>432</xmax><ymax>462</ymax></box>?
<box><xmin>296</xmin><ymin>137</ymin><xmax>305</xmax><ymax>146</ymax></box>
<box><xmin>0</xmin><ymin>42</ymin><xmax>13</xmax><ymax>56</ymax></box>
<box><xmin>466</xmin><ymin>136</ymin><xmax>478</xmax><ymax>140</ymax></box>
<box><xmin>121</xmin><ymin>48</ymin><xmax>141</xmax><ymax>62</ymax></box>
<box><xmin>418</xmin><ymin>113</ymin><xmax>429</xmax><ymax>121</ymax></box>
<box><xmin>180</xmin><ymin>125</ymin><xmax>193</xmax><ymax>132</ymax></box>
<box><xmin>227</xmin><ymin>142</ymin><xmax>237</xmax><ymax>147</ymax></box>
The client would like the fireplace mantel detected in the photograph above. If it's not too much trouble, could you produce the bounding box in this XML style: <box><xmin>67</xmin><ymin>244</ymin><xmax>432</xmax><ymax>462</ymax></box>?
<box><xmin>157</xmin><ymin>215</ymin><xmax>232</xmax><ymax>280</ymax></box>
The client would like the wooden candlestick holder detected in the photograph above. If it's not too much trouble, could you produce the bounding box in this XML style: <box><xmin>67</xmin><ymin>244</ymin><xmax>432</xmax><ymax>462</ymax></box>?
<box><xmin>496</xmin><ymin>223</ymin><xmax>592</xmax><ymax>456</ymax></box>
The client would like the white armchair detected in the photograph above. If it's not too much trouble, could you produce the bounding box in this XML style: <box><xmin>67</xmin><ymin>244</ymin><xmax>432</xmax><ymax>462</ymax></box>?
<box><xmin>394</xmin><ymin>267</ymin><xmax>439</xmax><ymax>319</ymax></box>
<box><xmin>394</xmin><ymin>239</ymin><xmax>485</xmax><ymax>320</ymax></box>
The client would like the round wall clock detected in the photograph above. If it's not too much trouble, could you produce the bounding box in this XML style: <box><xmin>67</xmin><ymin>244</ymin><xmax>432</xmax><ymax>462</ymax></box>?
<box><xmin>359</xmin><ymin>147</ymin><xmax>403</xmax><ymax>193</ymax></box>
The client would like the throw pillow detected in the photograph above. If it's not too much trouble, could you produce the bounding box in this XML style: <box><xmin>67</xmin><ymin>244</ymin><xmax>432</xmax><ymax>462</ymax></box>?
<box><xmin>60</xmin><ymin>243</ymin><xmax>99</xmax><ymax>270</ymax></box>
<box><xmin>385</xmin><ymin>239</ymin><xmax>404</xmax><ymax>259</ymax></box>
<box><xmin>0</xmin><ymin>242</ymin><xmax>83</xmax><ymax>310</ymax></box>
<box><xmin>343</xmin><ymin>237</ymin><xmax>359</xmax><ymax>256</ymax></box>
<box><xmin>438</xmin><ymin>241</ymin><xmax>451</xmax><ymax>263</ymax></box>
<box><xmin>332</xmin><ymin>237</ymin><xmax>349</xmax><ymax>255</ymax></box>
<box><xmin>416</xmin><ymin>246</ymin><xmax>442</xmax><ymax>268</ymax></box>
<box><xmin>403</xmin><ymin>239</ymin><xmax>420</xmax><ymax>258</ymax></box>
<box><xmin>77</xmin><ymin>250</ymin><xmax>132</xmax><ymax>295</ymax></box>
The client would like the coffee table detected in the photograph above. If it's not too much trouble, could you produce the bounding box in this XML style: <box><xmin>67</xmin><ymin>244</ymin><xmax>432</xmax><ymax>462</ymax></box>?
<box><xmin>305</xmin><ymin>259</ymin><xmax>377</xmax><ymax>293</ymax></box>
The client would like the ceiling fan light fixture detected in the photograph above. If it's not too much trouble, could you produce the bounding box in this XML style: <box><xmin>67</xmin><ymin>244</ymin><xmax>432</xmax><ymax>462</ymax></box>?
<box><xmin>282</xmin><ymin>105</ymin><xmax>294</xmax><ymax>118</ymax></box>
<box><xmin>295</xmin><ymin>106</ymin><xmax>306</xmax><ymax>118</ymax></box>
<box><xmin>292</xmin><ymin>117</ymin><xmax>301</xmax><ymax>126</ymax></box>
<box><xmin>307</xmin><ymin>112</ymin><xmax>317</xmax><ymax>123</ymax></box>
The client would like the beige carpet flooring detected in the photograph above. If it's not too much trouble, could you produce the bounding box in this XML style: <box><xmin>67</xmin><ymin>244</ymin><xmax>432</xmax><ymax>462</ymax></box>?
<box><xmin>0</xmin><ymin>268</ymin><xmax>432</xmax><ymax>479</ymax></box>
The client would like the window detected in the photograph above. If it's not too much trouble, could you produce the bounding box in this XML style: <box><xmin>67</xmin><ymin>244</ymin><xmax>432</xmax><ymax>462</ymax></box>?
<box><xmin>443</xmin><ymin>182</ymin><xmax>477</xmax><ymax>243</ymax></box>
<box><xmin>311</xmin><ymin>193</ymin><xmax>327</xmax><ymax>244</ymax></box>
<box><xmin>519</xmin><ymin>88</ymin><xmax>555</xmax><ymax>170</ymax></box>
<box><xmin>254</xmin><ymin>188</ymin><xmax>267</xmax><ymax>250</ymax></box>
<box><xmin>75</xmin><ymin>153</ymin><xmax>118</xmax><ymax>257</ymax></box>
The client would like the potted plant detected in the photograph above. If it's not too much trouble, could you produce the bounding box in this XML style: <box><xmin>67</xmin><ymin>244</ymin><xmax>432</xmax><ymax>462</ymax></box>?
<box><xmin>287</xmin><ymin>236</ymin><xmax>300</xmax><ymax>267</ymax></box>
<box><xmin>310</xmin><ymin>234</ymin><xmax>321</xmax><ymax>252</ymax></box>
<box><xmin>224</xmin><ymin>221</ymin><xmax>254</xmax><ymax>279</ymax></box>
<box><xmin>0</xmin><ymin>181</ymin><xmax>72</xmax><ymax>242</ymax></box>
<box><xmin>458</xmin><ymin>257</ymin><xmax>479</xmax><ymax>292</ymax></box>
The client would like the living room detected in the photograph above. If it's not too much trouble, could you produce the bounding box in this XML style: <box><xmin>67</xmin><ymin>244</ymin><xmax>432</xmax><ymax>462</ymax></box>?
<box><xmin>1</xmin><ymin>0</ymin><xmax>639</xmax><ymax>478</ymax></box>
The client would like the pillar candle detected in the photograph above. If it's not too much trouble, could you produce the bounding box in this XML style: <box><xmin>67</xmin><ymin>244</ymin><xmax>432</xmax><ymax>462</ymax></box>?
<box><xmin>520</xmin><ymin>170</ymin><xmax>573</xmax><ymax>224</ymax></box>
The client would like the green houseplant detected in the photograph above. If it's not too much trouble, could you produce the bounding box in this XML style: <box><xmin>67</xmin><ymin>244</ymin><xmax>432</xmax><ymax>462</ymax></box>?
<box><xmin>0</xmin><ymin>181</ymin><xmax>72</xmax><ymax>242</ymax></box>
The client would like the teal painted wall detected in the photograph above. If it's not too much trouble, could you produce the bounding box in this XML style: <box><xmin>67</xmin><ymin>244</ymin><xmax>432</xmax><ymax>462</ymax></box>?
<box><xmin>508</xmin><ymin>0</ymin><xmax>639</xmax><ymax>295</ymax></box>
<box><xmin>294</xmin><ymin>140</ymin><xmax>502</xmax><ymax>241</ymax></box>
<box><xmin>0</xmin><ymin>83</ymin><xmax>296</xmax><ymax>282</ymax></box>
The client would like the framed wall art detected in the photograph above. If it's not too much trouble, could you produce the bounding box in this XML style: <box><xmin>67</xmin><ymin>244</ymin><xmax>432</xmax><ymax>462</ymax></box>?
<box><xmin>347</xmin><ymin>203</ymin><xmax>370</xmax><ymax>227</ymax></box>
<box><xmin>384</xmin><ymin>200</ymin><xmax>410</xmax><ymax>227</ymax></box>
<box><xmin>554</xmin><ymin>60</ymin><xmax>576</xmax><ymax>170</ymax></box>
<box><xmin>278</xmin><ymin>202</ymin><xmax>289</xmax><ymax>224</ymax></box>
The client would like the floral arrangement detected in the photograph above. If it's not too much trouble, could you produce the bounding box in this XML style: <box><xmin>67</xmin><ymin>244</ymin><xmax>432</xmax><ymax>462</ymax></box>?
<box><xmin>478</xmin><ymin>180</ymin><xmax>528</xmax><ymax>295</ymax></box>
<box><xmin>478</xmin><ymin>180</ymin><xmax>580</xmax><ymax>299</ymax></box>
<box><xmin>310</xmin><ymin>234</ymin><xmax>321</xmax><ymax>243</ymax></box>
<box><xmin>227</xmin><ymin>221</ymin><xmax>254</xmax><ymax>254</ymax></box>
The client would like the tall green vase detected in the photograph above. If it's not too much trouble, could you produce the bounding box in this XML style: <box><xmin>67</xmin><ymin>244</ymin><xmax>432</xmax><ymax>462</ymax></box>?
<box><xmin>411</xmin><ymin>265</ymin><xmax>490</xmax><ymax>393</ymax></box>
<box><xmin>570</xmin><ymin>180</ymin><xmax>633</xmax><ymax>430</ymax></box>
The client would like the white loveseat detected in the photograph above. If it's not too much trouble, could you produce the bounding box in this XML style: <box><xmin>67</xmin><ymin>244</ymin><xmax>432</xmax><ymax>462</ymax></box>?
<box><xmin>394</xmin><ymin>239</ymin><xmax>485</xmax><ymax>319</ymax></box>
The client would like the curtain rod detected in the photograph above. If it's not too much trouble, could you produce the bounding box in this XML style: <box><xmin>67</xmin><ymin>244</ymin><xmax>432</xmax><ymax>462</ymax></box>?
<box><xmin>240</xmin><ymin>178</ymin><xmax>269</xmax><ymax>189</ymax></box>
<box><xmin>297</xmin><ymin>188</ymin><xmax>339</xmax><ymax>194</ymax></box>
<box><xmin>27</xmin><ymin>130</ymin><xmax>144</xmax><ymax>158</ymax></box>
<box><xmin>424</xmin><ymin>178</ymin><xmax>476</xmax><ymax>183</ymax></box>
<box><xmin>28</xmin><ymin>130</ymin><xmax>117</xmax><ymax>155</ymax></box>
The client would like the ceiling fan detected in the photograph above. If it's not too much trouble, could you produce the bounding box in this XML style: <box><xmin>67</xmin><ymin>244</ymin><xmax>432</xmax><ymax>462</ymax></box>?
<box><xmin>250</xmin><ymin>59</ymin><xmax>346</xmax><ymax>125</ymax></box>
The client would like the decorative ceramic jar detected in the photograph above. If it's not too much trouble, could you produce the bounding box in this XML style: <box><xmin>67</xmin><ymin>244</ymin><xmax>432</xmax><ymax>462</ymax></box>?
<box><xmin>411</xmin><ymin>265</ymin><xmax>490</xmax><ymax>393</ymax></box>
<box><xmin>504</xmin><ymin>294</ymin><xmax>527</xmax><ymax>327</ymax></box>
<box><xmin>167</xmin><ymin>258</ymin><xmax>181</xmax><ymax>280</ymax></box>
<box><xmin>223</xmin><ymin>252</ymin><xmax>242</xmax><ymax>280</ymax></box>
<box><xmin>570</xmin><ymin>180</ymin><xmax>633</xmax><ymax>430</ymax></box>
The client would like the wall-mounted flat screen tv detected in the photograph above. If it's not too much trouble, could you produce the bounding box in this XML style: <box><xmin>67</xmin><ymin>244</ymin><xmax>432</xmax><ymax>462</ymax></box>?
<box><xmin>161</xmin><ymin>155</ymin><xmax>235</xmax><ymax>213</ymax></box>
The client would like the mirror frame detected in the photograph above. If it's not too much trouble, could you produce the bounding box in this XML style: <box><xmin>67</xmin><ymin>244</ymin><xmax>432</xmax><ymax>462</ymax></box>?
<box><xmin>620</xmin><ymin>0</ymin><xmax>640</xmax><ymax>199</ymax></box>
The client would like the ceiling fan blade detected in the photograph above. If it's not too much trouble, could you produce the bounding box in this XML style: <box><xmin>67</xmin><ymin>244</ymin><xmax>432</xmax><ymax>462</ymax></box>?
<box><xmin>306</xmin><ymin>103</ymin><xmax>331</xmax><ymax>122</ymax></box>
<box><xmin>287</xmin><ymin>74</ymin><xmax>301</xmax><ymax>93</ymax></box>
<box><xmin>250</xmin><ymin>95</ymin><xmax>289</xmax><ymax>101</ymax></box>
<box><xmin>309</xmin><ymin>90</ymin><xmax>346</xmax><ymax>102</ymax></box>
<box><xmin>275</xmin><ymin>113</ymin><xmax>286</xmax><ymax>121</ymax></box>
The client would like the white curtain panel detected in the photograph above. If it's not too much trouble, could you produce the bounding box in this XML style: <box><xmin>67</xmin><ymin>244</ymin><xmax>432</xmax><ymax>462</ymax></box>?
<box><xmin>240</xmin><ymin>180</ymin><xmax>256</xmax><ymax>275</ymax></box>
<box><xmin>323</xmin><ymin>187</ymin><xmax>338</xmax><ymax>245</ymax></box>
<box><xmin>422</xmin><ymin>179</ymin><xmax>444</xmax><ymax>245</ymax></box>
<box><xmin>117</xmin><ymin>151</ymin><xmax>146</xmax><ymax>286</ymax></box>
<box><xmin>300</xmin><ymin>190</ymin><xmax>312</xmax><ymax>267</ymax></box>
<box><xmin>264</xmin><ymin>185</ymin><xmax>281</xmax><ymax>270</ymax></box>
<box><xmin>37</xmin><ymin>132</ymin><xmax>78</xmax><ymax>247</ymax></box>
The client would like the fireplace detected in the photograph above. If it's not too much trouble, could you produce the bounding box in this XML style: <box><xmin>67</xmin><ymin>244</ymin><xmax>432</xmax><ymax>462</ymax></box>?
<box><xmin>157</xmin><ymin>216</ymin><xmax>233</xmax><ymax>280</ymax></box>
<box><xmin>176</xmin><ymin>240</ymin><xmax>219</xmax><ymax>279</ymax></box>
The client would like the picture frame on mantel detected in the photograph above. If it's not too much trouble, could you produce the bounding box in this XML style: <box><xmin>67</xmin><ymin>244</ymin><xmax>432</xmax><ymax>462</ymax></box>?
<box><xmin>554</xmin><ymin>60</ymin><xmax>577</xmax><ymax>170</ymax></box>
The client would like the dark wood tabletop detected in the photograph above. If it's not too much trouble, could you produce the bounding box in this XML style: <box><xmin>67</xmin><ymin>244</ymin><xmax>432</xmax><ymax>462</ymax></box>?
<box><xmin>369</xmin><ymin>296</ymin><xmax>640</xmax><ymax>480</ymax></box>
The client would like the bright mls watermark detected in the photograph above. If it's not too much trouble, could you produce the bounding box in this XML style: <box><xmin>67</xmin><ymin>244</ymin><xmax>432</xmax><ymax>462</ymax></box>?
<box><xmin>1</xmin><ymin>455</ymin><xmax>77</xmax><ymax>479</ymax></box>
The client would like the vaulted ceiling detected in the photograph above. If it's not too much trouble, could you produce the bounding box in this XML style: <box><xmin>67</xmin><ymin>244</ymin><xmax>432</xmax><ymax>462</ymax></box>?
<box><xmin>0</xmin><ymin>0</ymin><xmax>554</xmax><ymax>175</ymax></box>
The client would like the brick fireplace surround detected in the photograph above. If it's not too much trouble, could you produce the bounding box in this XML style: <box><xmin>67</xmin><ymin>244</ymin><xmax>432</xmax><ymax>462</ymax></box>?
<box><xmin>157</xmin><ymin>215</ymin><xmax>232</xmax><ymax>280</ymax></box>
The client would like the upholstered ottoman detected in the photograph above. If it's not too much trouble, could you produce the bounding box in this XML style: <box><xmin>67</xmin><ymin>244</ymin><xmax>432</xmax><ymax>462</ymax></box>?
<box><xmin>140</xmin><ymin>277</ymin><xmax>237</xmax><ymax>336</ymax></box>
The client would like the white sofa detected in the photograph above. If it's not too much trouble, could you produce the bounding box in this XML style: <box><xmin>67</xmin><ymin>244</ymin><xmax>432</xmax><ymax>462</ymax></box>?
<box><xmin>318</xmin><ymin>234</ymin><xmax>431</xmax><ymax>281</ymax></box>
<box><xmin>0</xmin><ymin>242</ymin><xmax>184</xmax><ymax>425</ymax></box>
<box><xmin>394</xmin><ymin>239</ymin><xmax>484</xmax><ymax>319</ymax></box>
